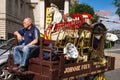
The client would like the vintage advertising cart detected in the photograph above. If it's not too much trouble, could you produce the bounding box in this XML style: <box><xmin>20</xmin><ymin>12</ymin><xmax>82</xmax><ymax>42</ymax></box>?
<box><xmin>0</xmin><ymin>20</ymin><xmax>115</xmax><ymax>80</ymax></box>
<box><xmin>0</xmin><ymin>3</ymin><xmax>115</xmax><ymax>80</ymax></box>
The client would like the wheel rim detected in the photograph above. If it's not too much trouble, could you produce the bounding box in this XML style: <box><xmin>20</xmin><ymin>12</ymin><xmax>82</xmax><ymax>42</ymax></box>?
<box><xmin>0</xmin><ymin>69</ymin><xmax>13</xmax><ymax>80</ymax></box>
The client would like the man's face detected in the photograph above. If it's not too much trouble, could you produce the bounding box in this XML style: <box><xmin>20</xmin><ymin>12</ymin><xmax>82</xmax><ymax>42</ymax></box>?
<box><xmin>23</xmin><ymin>18</ymin><xmax>32</xmax><ymax>28</ymax></box>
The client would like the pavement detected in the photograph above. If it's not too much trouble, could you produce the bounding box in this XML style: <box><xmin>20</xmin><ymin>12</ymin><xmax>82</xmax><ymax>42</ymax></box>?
<box><xmin>105</xmin><ymin>69</ymin><xmax>120</xmax><ymax>80</ymax></box>
<box><xmin>104</xmin><ymin>44</ymin><xmax>120</xmax><ymax>80</ymax></box>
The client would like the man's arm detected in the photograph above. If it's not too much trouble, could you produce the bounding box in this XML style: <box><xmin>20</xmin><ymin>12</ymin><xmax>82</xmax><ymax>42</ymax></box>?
<box><xmin>27</xmin><ymin>39</ymin><xmax>38</xmax><ymax>45</ymax></box>
<box><xmin>14</xmin><ymin>31</ymin><xmax>23</xmax><ymax>41</ymax></box>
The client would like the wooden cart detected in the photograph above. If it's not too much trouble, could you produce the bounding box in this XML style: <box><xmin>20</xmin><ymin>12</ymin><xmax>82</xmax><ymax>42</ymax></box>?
<box><xmin>0</xmin><ymin>21</ymin><xmax>115</xmax><ymax>80</ymax></box>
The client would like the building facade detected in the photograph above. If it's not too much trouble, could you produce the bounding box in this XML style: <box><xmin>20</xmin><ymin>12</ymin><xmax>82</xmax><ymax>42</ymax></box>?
<box><xmin>0</xmin><ymin>0</ymin><xmax>70</xmax><ymax>40</ymax></box>
<box><xmin>0</xmin><ymin>0</ymin><xmax>34</xmax><ymax>39</ymax></box>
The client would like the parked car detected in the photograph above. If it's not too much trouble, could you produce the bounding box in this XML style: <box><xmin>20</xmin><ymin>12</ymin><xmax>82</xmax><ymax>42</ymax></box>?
<box><xmin>0</xmin><ymin>38</ymin><xmax>15</xmax><ymax>64</ymax></box>
<box><xmin>0</xmin><ymin>38</ymin><xmax>15</xmax><ymax>80</ymax></box>
<box><xmin>0</xmin><ymin>48</ymin><xmax>9</xmax><ymax>65</ymax></box>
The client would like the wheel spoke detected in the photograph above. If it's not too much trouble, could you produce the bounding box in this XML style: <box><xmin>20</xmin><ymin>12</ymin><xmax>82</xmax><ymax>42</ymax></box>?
<box><xmin>0</xmin><ymin>70</ymin><xmax>13</xmax><ymax>80</ymax></box>
<box><xmin>0</xmin><ymin>71</ymin><xmax>5</xmax><ymax>77</ymax></box>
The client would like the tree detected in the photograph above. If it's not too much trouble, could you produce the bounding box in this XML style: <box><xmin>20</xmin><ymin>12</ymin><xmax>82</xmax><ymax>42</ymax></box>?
<box><xmin>70</xmin><ymin>3</ymin><xmax>98</xmax><ymax>23</ymax></box>
<box><xmin>113</xmin><ymin>0</ymin><xmax>120</xmax><ymax>17</ymax></box>
<box><xmin>70</xmin><ymin>3</ymin><xmax>94</xmax><ymax>16</ymax></box>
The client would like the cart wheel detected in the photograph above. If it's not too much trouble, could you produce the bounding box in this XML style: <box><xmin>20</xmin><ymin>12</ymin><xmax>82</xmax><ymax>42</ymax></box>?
<box><xmin>0</xmin><ymin>63</ymin><xmax>14</xmax><ymax>80</ymax></box>
<box><xmin>94</xmin><ymin>73</ymin><xmax>107</xmax><ymax>80</ymax></box>
<box><xmin>0</xmin><ymin>69</ymin><xmax>14</xmax><ymax>80</ymax></box>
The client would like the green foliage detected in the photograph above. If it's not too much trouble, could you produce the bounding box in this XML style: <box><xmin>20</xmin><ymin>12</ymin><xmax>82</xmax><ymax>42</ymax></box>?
<box><xmin>113</xmin><ymin>0</ymin><xmax>120</xmax><ymax>17</ymax></box>
<box><xmin>70</xmin><ymin>3</ymin><xmax>98</xmax><ymax>23</ymax></box>
<box><xmin>70</xmin><ymin>3</ymin><xmax>94</xmax><ymax>16</ymax></box>
<box><xmin>113</xmin><ymin>0</ymin><xmax>120</xmax><ymax>7</ymax></box>
<box><xmin>116</xmin><ymin>8</ymin><xmax>120</xmax><ymax>17</ymax></box>
<box><xmin>92</xmin><ymin>14</ymin><xmax>99</xmax><ymax>23</ymax></box>
<box><xmin>104</xmin><ymin>41</ymin><xmax>114</xmax><ymax>48</ymax></box>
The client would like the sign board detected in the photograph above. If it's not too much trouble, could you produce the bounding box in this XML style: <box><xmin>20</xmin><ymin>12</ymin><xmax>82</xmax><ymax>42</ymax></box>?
<box><xmin>61</xmin><ymin>57</ymin><xmax>115</xmax><ymax>80</ymax></box>
<box><xmin>45</xmin><ymin>7</ymin><xmax>53</xmax><ymax>29</ymax></box>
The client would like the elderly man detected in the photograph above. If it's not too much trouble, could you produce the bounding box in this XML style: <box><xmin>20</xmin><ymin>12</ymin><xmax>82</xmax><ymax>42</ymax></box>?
<box><xmin>13</xmin><ymin>18</ymin><xmax>40</xmax><ymax>71</ymax></box>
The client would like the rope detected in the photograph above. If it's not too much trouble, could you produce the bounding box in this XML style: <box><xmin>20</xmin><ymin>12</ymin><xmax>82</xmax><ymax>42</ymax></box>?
<box><xmin>0</xmin><ymin>38</ymin><xmax>15</xmax><ymax>57</ymax></box>
<box><xmin>0</xmin><ymin>47</ymin><xmax>12</xmax><ymax>57</ymax></box>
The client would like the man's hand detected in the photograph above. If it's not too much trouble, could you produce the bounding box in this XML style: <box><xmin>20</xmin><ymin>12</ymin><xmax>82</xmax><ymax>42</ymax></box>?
<box><xmin>17</xmin><ymin>34</ymin><xmax>23</xmax><ymax>41</ymax></box>
<box><xmin>14</xmin><ymin>31</ymin><xmax>23</xmax><ymax>41</ymax></box>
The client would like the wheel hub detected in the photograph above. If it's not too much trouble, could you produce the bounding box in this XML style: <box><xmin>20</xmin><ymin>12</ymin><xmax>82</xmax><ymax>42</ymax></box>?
<box><xmin>0</xmin><ymin>69</ymin><xmax>13</xmax><ymax>80</ymax></box>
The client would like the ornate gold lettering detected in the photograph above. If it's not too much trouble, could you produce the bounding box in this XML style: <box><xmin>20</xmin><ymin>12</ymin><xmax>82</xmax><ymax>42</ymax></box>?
<box><xmin>68</xmin><ymin>76</ymin><xmax>74</xmax><ymax>80</ymax></box>
<box><xmin>93</xmin><ymin>62</ymin><xmax>100</xmax><ymax>65</ymax></box>
<box><xmin>81</xmin><ymin>64</ymin><xmax>90</xmax><ymax>70</ymax></box>
<box><xmin>64</xmin><ymin>66</ymin><xmax>80</xmax><ymax>73</ymax></box>
<box><xmin>72</xmin><ymin>66</ymin><xmax>80</xmax><ymax>72</ymax></box>
<box><xmin>90</xmin><ymin>71</ymin><xmax>96</xmax><ymax>74</ymax></box>
<box><xmin>64</xmin><ymin>64</ymin><xmax>90</xmax><ymax>74</ymax></box>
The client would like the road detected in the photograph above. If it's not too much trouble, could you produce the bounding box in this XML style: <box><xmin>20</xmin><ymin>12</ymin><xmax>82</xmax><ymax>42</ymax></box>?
<box><xmin>105</xmin><ymin>44</ymin><xmax>120</xmax><ymax>80</ymax></box>
<box><xmin>0</xmin><ymin>43</ymin><xmax>119</xmax><ymax>80</ymax></box>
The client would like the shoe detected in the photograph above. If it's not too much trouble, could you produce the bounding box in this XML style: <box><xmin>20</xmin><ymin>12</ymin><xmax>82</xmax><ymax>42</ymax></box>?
<box><xmin>18</xmin><ymin>66</ymin><xmax>26</xmax><ymax>72</ymax></box>
<box><xmin>12</xmin><ymin>66</ymin><xmax>20</xmax><ymax>70</ymax></box>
